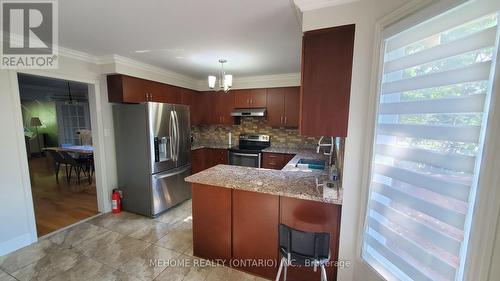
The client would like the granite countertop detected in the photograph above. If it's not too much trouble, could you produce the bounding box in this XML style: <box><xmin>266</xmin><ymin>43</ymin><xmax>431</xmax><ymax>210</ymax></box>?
<box><xmin>191</xmin><ymin>142</ymin><xmax>232</xmax><ymax>150</ymax></box>
<box><xmin>185</xmin><ymin>147</ymin><xmax>343</xmax><ymax>205</ymax></box>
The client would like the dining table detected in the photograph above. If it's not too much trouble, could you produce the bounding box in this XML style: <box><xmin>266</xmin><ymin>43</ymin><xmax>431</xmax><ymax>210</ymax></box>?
<box><xmin>44</xmin><ymin>145</ymin><xmax>94</xmax><ymax>155</ymax></box>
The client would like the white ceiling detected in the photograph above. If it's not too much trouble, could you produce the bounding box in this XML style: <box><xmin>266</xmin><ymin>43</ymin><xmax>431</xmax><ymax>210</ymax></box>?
<box><xmin>59</xmin><ymin>0</ymin><xmax>303</xmax><ymax>79</ymax></box>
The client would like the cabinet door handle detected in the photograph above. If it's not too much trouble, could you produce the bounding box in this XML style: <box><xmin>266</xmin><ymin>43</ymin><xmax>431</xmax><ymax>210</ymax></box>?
<box><xmin>284</xmin><ymin>116</ymin><xmax>287</xmax><ymax>125</ymax></box>
<box><xmin>280</xmin><ymin>116</ymin><xmax>283</xmax><ymax>124</ymax></box>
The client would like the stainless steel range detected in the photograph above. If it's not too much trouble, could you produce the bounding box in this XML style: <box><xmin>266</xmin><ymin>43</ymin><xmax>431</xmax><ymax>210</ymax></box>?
<box><xmin>228</xmin><ymin>134</ymin><xmax>270</xmax><ymax>168</ymax></box>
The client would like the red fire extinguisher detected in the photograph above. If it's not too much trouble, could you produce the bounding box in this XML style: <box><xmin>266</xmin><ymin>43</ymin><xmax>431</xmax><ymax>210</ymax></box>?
<box><xmin>112</xmin><ymin>189</ymin><xmax>121</xmax><ymax>213</ymax></box>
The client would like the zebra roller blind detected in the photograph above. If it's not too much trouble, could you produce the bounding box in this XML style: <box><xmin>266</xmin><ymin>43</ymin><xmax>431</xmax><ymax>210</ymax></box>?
<box><xmin>362</xmin><ymin>7</ymin><xmax>499</xmax><ymax>281</ymax></box>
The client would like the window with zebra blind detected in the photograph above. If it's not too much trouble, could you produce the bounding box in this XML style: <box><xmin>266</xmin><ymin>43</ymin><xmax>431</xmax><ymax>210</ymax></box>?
<box><xmin>361</xmin><ymin>5</ymin><xmax>499</xmax><ymax>281</ymax></box>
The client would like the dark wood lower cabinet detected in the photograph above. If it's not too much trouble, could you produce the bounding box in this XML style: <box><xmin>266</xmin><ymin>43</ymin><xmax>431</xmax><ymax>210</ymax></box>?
<box><xmin>262</xmin><ymin>152</ymin><xmax>296</xmax><ymax>170</ymax></box>
<box><xmin>232</xmin><ymin>190</ymin><xmax>279</xmax><ymax>279</ymax></box>
<box><xmin>210</xmin><ymin>148</ymin><xmax>228</xmax><ymax>167</ymax></box>
<box><xmin>191</xmin><ymin>184</ymin><xmax>342</xmax><ymax>281</ymax></box>
<box><xmin>191</xmin><ymin>148</ymin><xmax>208</xmax><ymax>174</ymax></box>
<box><xmin>192</xmin><ymin>184</ymin><xmax>232</xmax><ymax>261</ymax></box>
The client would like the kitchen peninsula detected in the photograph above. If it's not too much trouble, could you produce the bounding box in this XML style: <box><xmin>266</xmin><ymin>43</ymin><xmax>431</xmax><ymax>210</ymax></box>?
<box><xmin>185</xmin><ymin>149</ymin><xmax>343</xmax><ymax>280</ymax></box>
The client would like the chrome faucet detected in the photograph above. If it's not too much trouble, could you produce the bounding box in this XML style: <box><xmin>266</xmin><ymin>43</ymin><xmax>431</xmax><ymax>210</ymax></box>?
<box><xmin>316</xmin><ymin>137</ymin><xmax>340</xmax><ymax>190</ymax></box>
<box><xmin>316</xmin><ymin>136</ymin><xmax>335</xmax><ymax>166</ymax></box>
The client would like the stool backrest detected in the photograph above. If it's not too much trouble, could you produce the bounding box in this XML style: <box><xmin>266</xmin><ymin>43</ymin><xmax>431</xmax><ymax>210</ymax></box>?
<box><xmin>279</xmin><ymin>224</ymin><xmax>330</xmax><ymax>260</ymax></box>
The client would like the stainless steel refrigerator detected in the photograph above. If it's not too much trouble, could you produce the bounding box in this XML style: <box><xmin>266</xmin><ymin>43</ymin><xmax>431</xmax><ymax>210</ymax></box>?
<box><xmin>113</xmin><ymin>102</ymin><xmax>192</xmax><ymax>217</ymax></box>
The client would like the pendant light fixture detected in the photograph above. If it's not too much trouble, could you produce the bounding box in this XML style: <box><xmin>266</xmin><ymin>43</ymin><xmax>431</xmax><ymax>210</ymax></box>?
<box><xmin>208</xmin><ymin>59</ymin><xmax>233</xmax><ymax>93</ymax></box>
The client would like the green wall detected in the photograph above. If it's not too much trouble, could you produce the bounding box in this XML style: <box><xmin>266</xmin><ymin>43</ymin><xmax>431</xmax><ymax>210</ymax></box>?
<box><xmin>21</xmin><ymin>100</ymin><xmax>59</xmax><ymax>147</ymax></box>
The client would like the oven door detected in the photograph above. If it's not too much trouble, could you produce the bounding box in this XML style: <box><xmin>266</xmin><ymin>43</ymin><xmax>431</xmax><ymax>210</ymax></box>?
<box><xmin>228</xmin><ymin>151</ymin><xmax>261</xmax><ymax>168</ymax></box>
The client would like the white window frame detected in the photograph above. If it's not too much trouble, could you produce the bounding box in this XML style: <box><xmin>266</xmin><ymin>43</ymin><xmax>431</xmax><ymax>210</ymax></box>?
<box><xmin>357</xmin><ymin>1</ymin><xmax>500</xmax><ymax>281</ymax></box>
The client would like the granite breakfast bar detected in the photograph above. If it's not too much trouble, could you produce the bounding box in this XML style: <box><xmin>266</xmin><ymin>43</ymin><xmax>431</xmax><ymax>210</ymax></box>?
<box><xmin>185</xmin><ymin>149</ymin><xmax>343</xmax><ymax>280</ymax></box>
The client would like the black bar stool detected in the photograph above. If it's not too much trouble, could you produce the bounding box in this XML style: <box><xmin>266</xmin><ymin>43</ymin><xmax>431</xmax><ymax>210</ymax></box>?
<box><xmin>276</xmin><ymin>224</ymin><xmax>331</xmax><ymax>281</ymax></box>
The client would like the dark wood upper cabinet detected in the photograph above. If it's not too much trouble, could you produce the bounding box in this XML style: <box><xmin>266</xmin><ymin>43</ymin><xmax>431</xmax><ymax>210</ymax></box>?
<box><xmin>180</xmin><ymin>89</ymin><xmax>207</xmax><ymax>126</ymax></box>
<box><xmin>248</xmin><ymin>89</ymin><xmax>267</xmax><ymax>107</ymax></box>
<box><xmin>214</xmin><ymin>93</ymin><xmax>234</xmax><ymax>125</ymax></box>
<box><xmin>266</xmin><ymin>87</ymin><xmax>300</xmax><ymax>128</ymax></box>
<box><xmin>202</xmin><ymin>91</ymin><xmax>234</xmax><ymax>125</ymax></box>
<box><xmin>284</xmin><ymin>87</ymin><xmax>300</xmax><ymax>128</ymax></box>
<box><xmin>300</xmin><ymin>24</ymin><xmax>355</xmax><ymax>137</ymax></box>
<box><xmin>234</xmin><ymin>89</ymin><xmax>267</xmax><ymax>108</ymax></box>
<box><xmin>266</xmin><ymin>88</ymin><xmax>285</xmax><ymax>127</ymax></box>
<box><xmin>107</xmin><ymin>74</ymin><xmax>149</xmax><ymax>103</ymax></box>
<box><xmin>151</xmin><ymin>83</ymin><xmax>181</xmax><ymax>104</ymax></box>
<box><xmin>107</xmin><ymin>74</ymin><xmax>184</xmax><ymax>105</ymax></box>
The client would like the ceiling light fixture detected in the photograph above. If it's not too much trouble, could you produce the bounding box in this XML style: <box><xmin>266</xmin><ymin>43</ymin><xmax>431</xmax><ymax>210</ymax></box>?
<box><xmin>208</xmin><ymin>59</ymin><xmax>233</xmax><ymax>93</ymax></box>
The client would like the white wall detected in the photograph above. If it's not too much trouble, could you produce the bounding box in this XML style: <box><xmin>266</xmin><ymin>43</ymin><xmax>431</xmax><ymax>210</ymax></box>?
<box><xmin>0</xmin><ymin>71</ymin><xmax>38</xmax><ymax>255</ymax></box>
<box><xmin>302</xmin><ymin>1</ymin><xmax>405</xmax><ymax>280</ymax></box>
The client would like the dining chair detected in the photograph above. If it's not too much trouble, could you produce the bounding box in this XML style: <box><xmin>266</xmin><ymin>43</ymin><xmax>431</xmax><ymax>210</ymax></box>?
<box><xmin>59</xmin><ymin>151</ymin><xmax>89</xmax><ymax>184</ymax></box>
<box><xmin>46</xmin><ymin>149</ymin><xmax>72</xmax><ymax>183</ymax></box>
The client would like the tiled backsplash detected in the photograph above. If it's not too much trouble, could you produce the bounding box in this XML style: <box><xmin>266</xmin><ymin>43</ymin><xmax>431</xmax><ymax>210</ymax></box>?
<box><xmin>192</xmin><ymin>117</ymin><xmax>319</xmax><ymax>149</ymax></box>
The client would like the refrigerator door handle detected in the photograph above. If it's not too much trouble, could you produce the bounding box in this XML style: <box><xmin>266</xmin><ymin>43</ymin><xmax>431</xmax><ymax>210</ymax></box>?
<box><xmin>152</xmin><ymin>164</ymin><xmax>191</xmax><ymax>180</ymax></box>
<box><xmin>174</xmin><ymin>110</ymin><xmax>180</xmax><ymax>163</ymax></box>
<box><xmin>169</xmin><ymin>111</ymin><xmax>175</xmax><ymax>161</ymax></box>
<box><xmin>172</xmin><ymin>111</ymin><xmax>178</xmax><ymax>162</ymax></box>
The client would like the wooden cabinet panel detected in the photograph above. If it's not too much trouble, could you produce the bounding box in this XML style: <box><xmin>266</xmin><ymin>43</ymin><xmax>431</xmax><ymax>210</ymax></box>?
<box><xmin>262</xmin><ymin>152</ymin><xmax>295</xmax><ymax>170</ymax></box>
<box><xmin>284</xmin><ymin>87</ymin><xmax>300</xmax><ymax>128</ymax></box>
<box><xmin>233</xmin><ymin>89</ymin><xmax>250</xmax><ymax>108</ymax></box>
<box><xmin>262</xmin><ymin>152</ymin><xmax>286</xmax><ymax>170</ymax></box>
<box><xmin>283</xmin><ymin>153</ymin><xmax>295</xmax><ymax>164</ymax></box>
<box><xmin>196</xmin><ymin>92</ymin><xmax>212</xmax><ymax>125</ymax></box>
<box><xmin>248</xmin><ymin>89</ymin><xmax>267</xmax><ymax>108</ymax></box>
<box><xmin>192</xmin><ymin>148</ymin><xmax>209</xmax><ymax>174</ymax></box>
<box><xmin>233</xmin><ymin>89</ymin><xmax>266</xmax><ymax>108</ymax></box>
<box><xmin>232</xmin><ymin>190</ymin><xmax>279</xmax><ymax>279</ymax></box>
<box><xmin>266</xmin><ymin>88</ymin><xmax>285</xmax><ymax>127</ymax></box>
<box><xmin>107</xmin><ymin>74</ymin><xmax>148</xmax><ymax>103</ymax></box>
<box><xmin>151</xmin><ymin>83</ymin><xmax>181</xmax><ymax>104</ymax></box>
<box><xmin>107</xmin><ymin>74</ymin><xmax>186</xmax><ymax>105</ymax></box>
<box><xmin>192</xmin><ymin>184</ymin><xmax>232</xmax><ymax>261</ymax></box>
<box><xmin>266</xmin><ymin>87</ymin><xmax>300</xmax><ymax>128</ymax></box>
<box><xmin>301</xmin><ymin>24</ymin><xmax>355</xmax><ymax>137</ymax></box>
<box><xmin>180</xmin><ymin>88</ymin><xmax>192</xmax><ymax>106</ymax></box>
<box><xmin>214</xmin><ymin>93</ymin><xmax>234</xmax><ymax>125</ymax></box>
<box><xmin>279</xmin><ymin>197</ymin><xmax>342</xmax><ymax>281</ymax></box>
<box><xmin>210</xmin><ymin>148</ymin><xmax>228</xmax><ymax>167</ymax></box>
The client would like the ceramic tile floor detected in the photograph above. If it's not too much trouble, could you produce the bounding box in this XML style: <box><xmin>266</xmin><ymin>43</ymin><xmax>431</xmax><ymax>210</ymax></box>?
<box><xmin>0</xmin><ymin>200</ymin><xmax>268</xmax><ymax>281</ymax></box>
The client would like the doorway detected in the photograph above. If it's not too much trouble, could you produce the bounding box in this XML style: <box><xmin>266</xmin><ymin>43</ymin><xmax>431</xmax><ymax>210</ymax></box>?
<box><xmin>18</xmin><ymin>73</ymin><xmax>99</xmax><ymax>237</ymax></box>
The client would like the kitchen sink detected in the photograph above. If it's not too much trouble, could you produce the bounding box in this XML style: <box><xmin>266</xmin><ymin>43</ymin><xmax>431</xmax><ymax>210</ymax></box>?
<box><xmin>295</xmin><ymin>159</ymin><xmax>326</xmax><ymax>170</ymax></box>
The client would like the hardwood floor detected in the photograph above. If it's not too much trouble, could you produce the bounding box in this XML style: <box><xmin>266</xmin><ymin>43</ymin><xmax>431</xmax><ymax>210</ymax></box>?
<box><xmin>28</xmin><ymin>156</ymin><xmax>99</xmax><ymax>237</ymax></box>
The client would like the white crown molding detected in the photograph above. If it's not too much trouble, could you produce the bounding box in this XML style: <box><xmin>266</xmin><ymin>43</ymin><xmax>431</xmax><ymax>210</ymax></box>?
<box><xmin>293</xmin><ymin>0</ymin><xmax>362</xmax><ymax>12</ymax></box>
<box><xmin>196</xmin><ymin>72</ymin><xmax>301</xmax><ymax>91</ymax></box>
<box><xmin>98</xmin><ymin>54</ymin><xmax>201</xmax><ymax>90</ymax></box>
<box><xmin>59</xmin><ymin>47</ymin><xmax>100</xmax><ymax>64</ymax></box>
